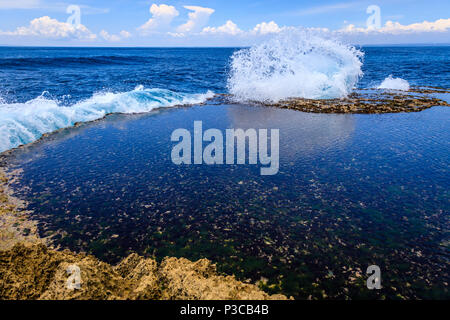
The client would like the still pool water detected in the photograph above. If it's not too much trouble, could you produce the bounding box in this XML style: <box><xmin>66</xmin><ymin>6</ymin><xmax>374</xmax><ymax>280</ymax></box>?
<box><xmin>6</xmin><ymin>102</ymin><xmax>450</xmax><ymax>299</ymax></box>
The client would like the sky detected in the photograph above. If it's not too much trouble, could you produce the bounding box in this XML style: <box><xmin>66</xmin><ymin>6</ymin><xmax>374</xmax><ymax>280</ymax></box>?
<box><xmin>0</xmin><ymin>0</ymin><xmax>449</xmax><ymax>46</ymax></box>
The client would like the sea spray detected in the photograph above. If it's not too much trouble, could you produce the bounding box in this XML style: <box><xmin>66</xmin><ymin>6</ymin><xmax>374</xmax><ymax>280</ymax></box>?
<box><xmin>0</xmin><ymin>86</ymin><xmax>214</xmax><ymax>153</ymax></box>
<box><xmin>227</xmin><ymin>30</ymin><xmax>364</xmax><ymax>102</ymax></box>
<box><xmin>377</xmin><ymin>75</ymin><xmax>410</xmax><ymax>91</ymax></box>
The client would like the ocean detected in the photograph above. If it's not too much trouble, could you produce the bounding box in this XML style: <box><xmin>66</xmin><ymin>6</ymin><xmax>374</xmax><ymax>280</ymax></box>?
<box><xmin>1</xmin><ymin>45</ymin><xmax>449</xmax><ymax>152</ymax></box>
<box><xmin>1</xmin><ymin>43</ymin><xmax>449</xmax><ymax>299</ymax></box>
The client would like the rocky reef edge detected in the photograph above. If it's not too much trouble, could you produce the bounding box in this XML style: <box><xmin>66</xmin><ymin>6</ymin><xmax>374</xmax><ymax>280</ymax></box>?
<box><xmin>0</xmin><ymin>243</ymin><xmax>288</xmax><ymax>300</ymax></box>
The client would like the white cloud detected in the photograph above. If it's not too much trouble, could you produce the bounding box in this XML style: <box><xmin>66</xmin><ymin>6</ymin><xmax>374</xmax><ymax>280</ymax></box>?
<box><xmin>383</xmin><ymin>18</ymin><xmax>450</xmax><ymax>33</ymax></box>
<box><xmin>252</xmin><ymin>21</ymin><xmax>282</xmax><ymax>35</ymax></box>
<box><xmin>0</xmin><ymin>16</ymin><xmax>96</xmax><ymax>40</ymax></box>
<box><xmin>202</xmin><ymin>20</ymin><xmax>243</xmax><ymax>36</ymax></box>
<box><xmin>177</xmin><ymin>6</ymin><xmax>215</xmax><ymax>33</ymax></box>
<box><xmin>138</xmin><ymin>4</ymin><xmax>179</xmax><ymax>34</ymax></box>
<box><xmin>0</xmin><ymin>0</ymin><xmax>40</xmax><ymax>9</ymax></box>
<box><xmin>340</xmin><ymin>18</ymin><xmax>450</xmax><ymax>34</ymax></box>
<box><xmin>100</xmin><ymin>30</ymin><xmax>119</xmax><ymax>42</ymax></box>
<box><xmin>100</xmin><ymin>30</ymin><xmax>131</xmax><ymax>42</ymax></box>
<box><xmin>120</xmin><ymin>30</ymin><xmax>131</xmax><ymax>38</ymax></box>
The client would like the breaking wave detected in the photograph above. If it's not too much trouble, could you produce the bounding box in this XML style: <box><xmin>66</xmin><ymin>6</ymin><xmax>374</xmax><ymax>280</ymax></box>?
<box><xmin>227</xmin><ymin>30</ymin><xmax>364</xmax><ymax>102</ymax></box>
<box><xmin>0</xmin><ymin>86</ymin><xmax>214</xmax><ymax>153</ymax></box>
<box><xmin>377</xmin><ymin>75</ymin><xmax>410</xmax><ymax>91</ymax></box>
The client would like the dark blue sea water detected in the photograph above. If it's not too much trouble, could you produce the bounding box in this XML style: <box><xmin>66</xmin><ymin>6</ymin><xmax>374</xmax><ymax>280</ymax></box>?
<box><xmin>1</xmin><ymin>45</ymin><xmax>449</xmax><ymax>299</ymax></box>
<box><xmin>0</xmin><ymin>47</ymin><xmax>232</xmax><ymax>104</ymax></box>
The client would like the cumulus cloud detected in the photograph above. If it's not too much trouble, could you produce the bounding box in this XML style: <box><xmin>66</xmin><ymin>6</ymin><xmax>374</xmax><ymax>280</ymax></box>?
<box><xmin>202</xmin><ymin>20</ymin><xmax>243</xmax><ymax>35</ymax></box>
<box><xmin>138</xmin><ymin>4</ymin><xmax>179</xmax><ymax>34</ymax></box>
<box><xmin>340</xmin><ymin>18</ymin><xmax>450</xmax><ymax>34</ymax></box>
<box><xmin>177</xmin><ymin>6</ymin><xmax>215</xmax><ymax>33</ymax></box>
<box><xmin>100</xmin><ymin>30</ymin><xmax>131</xmax><ymax>42</ymax></box>
<box><xmin>200</xmin><ymin>20</ymin><xmax>287</xmax><ymax>38</ymax></box>
<box><xmin>0</xmin><ymin>16</ymin><xmax>96</xmax><ymax>40</ymax></box>
<box><xmin>252</xmin><ymin>21</ymin><xmax>283</xmax><ymax>35</ymax></box>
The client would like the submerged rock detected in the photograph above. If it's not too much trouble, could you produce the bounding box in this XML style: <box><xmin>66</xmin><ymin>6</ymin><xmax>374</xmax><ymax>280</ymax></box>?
<box><xmin>0</xmin><ymin>243</ymin><xmax>289</xmax><ymax>300</ymax></box>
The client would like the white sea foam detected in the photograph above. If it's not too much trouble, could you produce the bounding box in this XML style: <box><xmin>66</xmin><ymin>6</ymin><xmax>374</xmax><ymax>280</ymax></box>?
<box><xmin>227</xmin><ymin>30</ymin><xmax>364</xmax><ymax>102</ymax></box>
<box><xmin>0</xmin><ymin>86</ymin><xmax>214</xmax><ymax>153</ymax></box>
<box><xmin>377</xmin><ymin>75</ymin><xmax>410</xmax><ymax>91</ymax></box>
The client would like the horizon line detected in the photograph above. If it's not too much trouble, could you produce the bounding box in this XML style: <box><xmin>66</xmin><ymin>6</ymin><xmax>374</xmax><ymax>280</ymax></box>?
<box><xmin>1</xmin><ymin>43</ymin><xmax>450</xmax><ymax>48</ymax></box>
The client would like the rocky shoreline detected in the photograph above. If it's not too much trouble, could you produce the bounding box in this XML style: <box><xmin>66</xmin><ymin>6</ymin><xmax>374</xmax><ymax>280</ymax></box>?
<box><xmin>0</xmin><ymin>169</ymin><xmax>43</xmax><ymax>251</ymax></box>
<box><xmin>0</xmin><ymin>243</ymin><xmax>288</xmax><ymax>300</ymax></box>
<box><xmin>0</xmin><ymin>168</ymin><xmax>288</xmax><ymax>300</ymax></box>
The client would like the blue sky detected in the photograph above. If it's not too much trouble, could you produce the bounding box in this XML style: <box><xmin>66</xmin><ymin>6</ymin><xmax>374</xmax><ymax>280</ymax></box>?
<box><xmin>0</xmin><ymin>0</ymin><xmax>449</xmax><ymax>46</ymax></box>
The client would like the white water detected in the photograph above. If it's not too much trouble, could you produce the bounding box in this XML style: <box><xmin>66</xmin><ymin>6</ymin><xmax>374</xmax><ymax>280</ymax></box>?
<box><xmin>377</xmin><ymin>75</ymin><xmax>410</xmax><ymax>91</ymax></box>
<box><xmin>0</xmin><ymin>86</ymin><xmax>214</xmax><ymax>153</ymax></box>
<box><xmin>227</xmin><ymin>30</ymin><xmax>364</xmax><ymax>102</ymax></box>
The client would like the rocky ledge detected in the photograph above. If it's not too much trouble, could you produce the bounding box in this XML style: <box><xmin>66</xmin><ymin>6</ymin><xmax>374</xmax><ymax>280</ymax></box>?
<box><xmin>0</xmin><ymin>243</ymin><xmax>288</xmax><ymax>300</ymax></box>
<box><xmin>264</xmin><ymin>88</ymin><xmax>450</xmax><ymax>114</ymax></box>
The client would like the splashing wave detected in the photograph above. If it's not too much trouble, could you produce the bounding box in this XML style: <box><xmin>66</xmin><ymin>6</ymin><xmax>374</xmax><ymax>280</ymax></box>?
<box><xmin>227</xmin><ymin>30</ymin><xmax>364</xmax><ymax>102</ymax></box>
<box><xmin>0</xmin><ymin>86</ymin><xmax>214</xmax><ymax>153</ymax></box>
<box><xmin>377</xmin><ymin>75</ymin><xmax>410</xmax><ymax>91</ymax></box>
